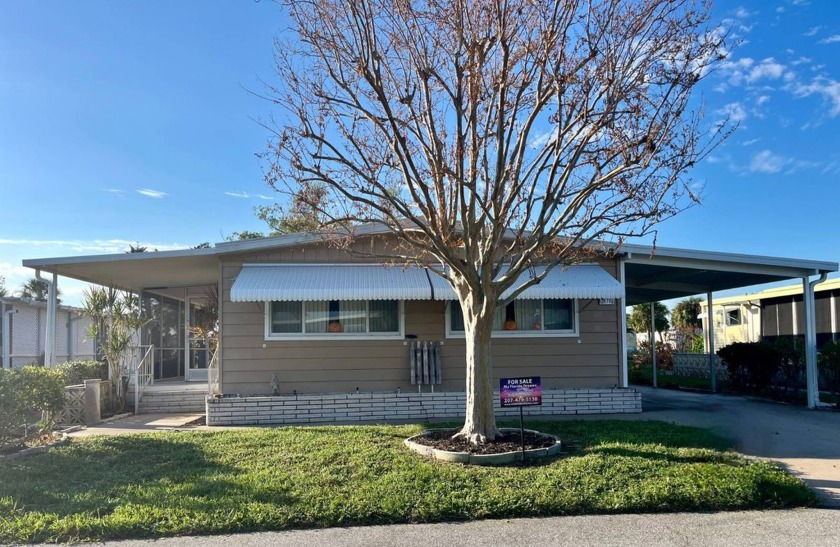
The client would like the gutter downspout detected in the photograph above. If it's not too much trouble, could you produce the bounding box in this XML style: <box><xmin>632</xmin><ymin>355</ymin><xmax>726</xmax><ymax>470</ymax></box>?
<box><xmin>36</xmin><ymin>270</ymin><xmax>58</xmax><ymax>367</ymax></box>
<box><xmin>804</xmin><ymin>272</ymin><xmax>829</xmax><ymax>409</ymax></box>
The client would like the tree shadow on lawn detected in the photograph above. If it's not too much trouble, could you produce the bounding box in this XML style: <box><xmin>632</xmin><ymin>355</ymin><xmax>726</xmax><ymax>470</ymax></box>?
<box><xmin>0</xmin><ymin>433</ymin><xmax>297</xmax><ymax>520</ymax></box>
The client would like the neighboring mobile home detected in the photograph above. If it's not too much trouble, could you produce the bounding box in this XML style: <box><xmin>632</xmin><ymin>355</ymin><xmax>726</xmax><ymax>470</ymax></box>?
<box><xmin>700</xmin><ymin>277</ymin><xmax>840</xmax><ymax>353</ymax></box>
<box><xmin>0</xmin><ymin>297</ymin><xmax>96</xmax><ymax>368</ymax></box>
<box><xmin>21</xmin><ymin>228</ymin><xmax>838</xmax><ymax>419</ymax></box>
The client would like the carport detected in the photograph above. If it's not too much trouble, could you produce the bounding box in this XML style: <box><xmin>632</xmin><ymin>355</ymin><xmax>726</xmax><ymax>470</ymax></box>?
<box><xmin>618</xmin><ymin>244</ymin><xmax>837</xmax><ymax>408</ymax></box>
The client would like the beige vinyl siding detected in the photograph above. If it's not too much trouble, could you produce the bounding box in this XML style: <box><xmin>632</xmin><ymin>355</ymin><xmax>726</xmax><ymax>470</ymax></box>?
<box><xmin>219</xmin><ymin>244</ymin><xmax>620</xmax><ymax>395</ymax></box>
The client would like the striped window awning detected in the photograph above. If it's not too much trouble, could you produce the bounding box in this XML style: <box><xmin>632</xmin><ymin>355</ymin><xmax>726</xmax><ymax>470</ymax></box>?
<box><xmin>427</xmin><ymin>264</ymin><xmax>624</xmax><ymax>300</ymax></box>
<box><xmin>230</xmin><ymin>263</ymin><xmax>624</xmax><ymax>302</ymax></box>
<box><xmin>230</xmin><ymin>264</ymin><xmax>435</xmax><ymax>302</ymax></box>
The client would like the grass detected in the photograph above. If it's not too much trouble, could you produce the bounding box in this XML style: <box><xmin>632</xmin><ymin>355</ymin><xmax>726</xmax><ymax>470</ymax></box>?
<box><xmin>0</xmin><ymin>420</ymin><xmax>816</xmax><ymax>543</ymax></box>
<box><xmin>631</xmin><ymin>367</ymin><xmax>713</xmax><ymax>391</ymax></box>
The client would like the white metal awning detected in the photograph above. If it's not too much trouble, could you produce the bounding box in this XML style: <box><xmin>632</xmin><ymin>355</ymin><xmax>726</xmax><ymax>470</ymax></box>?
<box><xmin>230</xmin><ymin>264</ymin><xmax>436</xmax><ymax>302</ymax></box>
<box><xmin>428</xmin><ymin>264</ymin><xmax>624</xmax><ymax>300</ymax></box>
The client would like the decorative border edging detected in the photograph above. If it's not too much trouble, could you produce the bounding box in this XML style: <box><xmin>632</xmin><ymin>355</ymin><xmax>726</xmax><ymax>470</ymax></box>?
<box><xmin>0</xmin><ymin>432</ymin><xmax>74</xmax><ymax>461</ymax></box>
<box><xmin>404</xmin><ymin>428</ymin><xmax>562</xmax><ymax>465</ymax></box>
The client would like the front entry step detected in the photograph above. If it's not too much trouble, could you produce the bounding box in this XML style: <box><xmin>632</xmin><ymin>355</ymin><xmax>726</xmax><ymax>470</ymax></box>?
<box><xmin>136</xmin><ymin>390</ymin><xmax>206</xmax><ymax>414</ymax></box>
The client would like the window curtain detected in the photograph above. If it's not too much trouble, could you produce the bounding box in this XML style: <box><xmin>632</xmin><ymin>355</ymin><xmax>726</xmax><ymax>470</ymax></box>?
<box><xmin>305</xmin><ymin>301</ymin><xmax>329</xmax><ymax>333</ymax></box>
<box><xmin>369</xmin><ymin>300</ymin><xmax>399</xmax><ymax>332</ymax></box>
<box><xmin>514</xmin><ymin>300</ymin><xmax>542</xmax><ymax>331</ymax></box>
<box><xmin>544</xmin><ymin>299</ymin><xmax>573</xmax><ymax>330</ymax></box>
<box><xmin>341</xmin><ymin>300</ymin><xmax>367</xmax><ymax>333</ymax></box>
<box><xmin>271</xmin><ymin>301</ymin><xmax>303</xmax><ymax>333</ymax></box>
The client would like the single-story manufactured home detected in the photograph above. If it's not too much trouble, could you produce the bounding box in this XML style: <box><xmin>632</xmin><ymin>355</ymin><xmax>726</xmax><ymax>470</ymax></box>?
<box><xmin>22</xmin><ymin>228</ymin><xmax>838</xmax><ymax>420</ymax></box>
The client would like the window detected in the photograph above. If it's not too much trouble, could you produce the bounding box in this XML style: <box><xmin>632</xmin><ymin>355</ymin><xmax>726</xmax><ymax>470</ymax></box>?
<box><xmin>267</xmin><ymin>300</ymin><xmax>402</xmax><ymax>339</ymax></box>
<box><xmin>448</xmin><ymin>299</ymin><xmax>577</xmax><ymax>337</ymax></box>
<box><xmin>726</xmin><ymin>309</ymin><xmax>742</xmax><ymax>326</ymax></box>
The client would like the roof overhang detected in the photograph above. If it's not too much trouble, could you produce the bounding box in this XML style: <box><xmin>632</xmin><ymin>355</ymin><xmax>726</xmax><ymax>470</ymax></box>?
<box><xmin>22</xmin><ymin>248</ymin><xmax>219</xmax><ymax>293</ymax></box>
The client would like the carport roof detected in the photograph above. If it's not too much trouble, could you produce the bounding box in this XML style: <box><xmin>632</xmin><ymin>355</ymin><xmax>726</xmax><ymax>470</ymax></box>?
<box><xmin>21</xmin><ymin>233</ymin><xmax>838</xmax><ymax>302</ymax></box>
<box><xmin>620</xmin><ymin>243</ymin><xmax>837</xmax><ymax>305</ymax></box>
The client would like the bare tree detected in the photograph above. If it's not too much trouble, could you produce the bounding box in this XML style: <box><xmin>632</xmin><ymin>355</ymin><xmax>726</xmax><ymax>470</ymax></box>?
<box><xmin>262</xmin><ymin>0</ymin><xmax>731</xmax><ymax>443</ymax></box>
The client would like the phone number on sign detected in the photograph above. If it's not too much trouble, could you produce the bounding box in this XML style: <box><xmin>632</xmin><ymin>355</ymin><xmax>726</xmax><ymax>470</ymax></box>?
<box><xmin>502</xmin><ymin>396</ymin><xmax>540</xmax><ymax>404</ymax></box>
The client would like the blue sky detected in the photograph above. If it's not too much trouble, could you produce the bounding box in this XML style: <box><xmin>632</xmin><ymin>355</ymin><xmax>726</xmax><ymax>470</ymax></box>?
<box><xmin>1</xmin><ymin>0</ymin><xmax>839</xmax><ymax>306</ymax></box>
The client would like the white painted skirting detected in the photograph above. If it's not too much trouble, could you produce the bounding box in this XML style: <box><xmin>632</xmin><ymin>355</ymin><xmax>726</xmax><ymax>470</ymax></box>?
<box><xmin>206</xmin><ymin>388</ymin><xmax>641</xmax><ymax>426</ymax></box>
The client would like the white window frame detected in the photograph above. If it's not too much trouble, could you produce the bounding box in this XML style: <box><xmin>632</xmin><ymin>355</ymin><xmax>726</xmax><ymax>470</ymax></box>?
<box><xmin>264</xmin><ymin>300</ymin><xmax>405</xmax><ymax>341</ymax></box>
<box><xmin>445</xmin><ymin>299</ymin><xmax>580</xmax><ymax>339</ymax></box>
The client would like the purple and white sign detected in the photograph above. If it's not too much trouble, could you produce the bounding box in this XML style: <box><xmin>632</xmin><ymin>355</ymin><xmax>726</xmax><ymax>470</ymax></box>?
<box><xmin>500</xmin><ymin>376</ymin><xmax>542</xmax><ymax>407</ymax></box>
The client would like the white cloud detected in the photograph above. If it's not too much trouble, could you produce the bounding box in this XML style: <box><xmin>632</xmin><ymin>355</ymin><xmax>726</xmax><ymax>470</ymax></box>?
<box><xmin>819</xmin><ymin>35</ymin><xmax>840</xmax><ymax>44</ymax></box>
<box><xmin>529</xmin><ymin>128</ymin><xmax>558</xmax><ymax>149</ymax></box>
<box><xmin>790</xmin><ymin>56</ymin><xmax>812</xmax><ymax>66</ymax></box>
<box><xmin>225</xmin><ymin>191</ymin><xmax>250</xmax><ymax>198</ymax></box>
<box><xmin>102</xmin><ymin>188</ymin><xmax>125</xmax><ymax>194</ymax></box>
<box><xmin>756</xmin><ymin>95</ymin><xmax>770</xmax><ymax>106</ymax></box>
<box><xmin>734</xmin><ymin>7</ymin><xmax>752</xmax><ymax>18</ymax></box>
<box><xmin>258</xmin><ymin>194</ymin><xmax>276</xmax><ymax>200</ymax></box>
<box><xmin>716</xmin><ymin>102</ymin><xmax>748</xmax><ymax>124</ymax></box>
<box><xmin>137</xmin><ymin>188</ymin><xmax>168</xmax><ymax>198</ymax></box>
<box><xmin>749</xmin><ymin>150</ymin><xmax>790</xmax><ymax>173</ymax></box>
<box><xmin>794</xmin><ymin>76</ymin><xmax>840</xmax><ymax>116</ymax></box>
<box><xmin>746</xmin><ymin>58</ymin><xmax>787</xmax><ymax>83</ymax></box>
<box><xmin>740</xmin><ymin>138</ymin><xmax>760</xmax><ymax>146</ymax></box>
<box><xmin>0</xmin><ymin>238</ymin><xmax>187</xmax><ymax>254</ymax></box>
<box><xmin>804</xmin><ymin>26</ymin><xmax>822</xmax><ymax>36</ymax></box>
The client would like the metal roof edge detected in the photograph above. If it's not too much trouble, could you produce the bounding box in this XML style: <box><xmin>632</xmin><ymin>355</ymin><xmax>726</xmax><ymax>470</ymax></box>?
<box><xmin>22</xmin><ymin>246</ymin><xmax>219</xmax><ymax>269</ymax></box>
<box><xmin>620</xmin><ymin>243</ymin><xmax>837</xmax><ymax>273</ymax></box>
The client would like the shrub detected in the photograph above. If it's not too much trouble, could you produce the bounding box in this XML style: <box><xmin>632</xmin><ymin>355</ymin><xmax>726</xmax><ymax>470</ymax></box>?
<box><xmin>632</xmin><ymin>340</ymin><xmax>674</xmax><ymax>371</ymax></box>
<box><xmin>55</xmin><ymin>360</ymin><xmax>108</xmax><ymax>386</ymax></box>
<box><xmin>690</xmin><ymin>334</ymin><xmax>705</xmax><ymax>354</ymax></box>
<box><xmin>819</xmin><ymin>340</ymin><xmax>840</xmax><ymax>407</ymax></box>
<box><xmin>0</xmin><ymin>366</ymin><xmax>66</xmax><ymax>441</ymax></box>
<box><xmin>717</xmin><ymin>342</ymin><xmax>779</xmax><ymax>393</ymax></box>
<box><xmin>771</xmin><ymin>337</ymin><xmax>805</xmax><ymax>394</ymax></box>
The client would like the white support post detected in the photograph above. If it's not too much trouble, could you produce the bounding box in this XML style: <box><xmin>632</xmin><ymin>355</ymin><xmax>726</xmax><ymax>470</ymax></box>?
<box><xmin>831</xmin><ymin>291</ymin><xmax>837</xmax><ymax>342</ymax></box>
<box><xmin>619</xmin><ymin>259</ymin><xmax>628</xmax><ymax>388</ymax></box>
<box><xmin>650</xmin><ymin>302</ymin><xmax>657</xmax><ymax>388</ymax></box>
<box><xmin>803</xmin><ymin>276</ymin><xmax>819</xmax><ymax>409</ymax></box>
<box><xmin>2</xmin><ymin>303</ymin><xmax>17</xmax><ymax>369</ymax></box>
<box><xmin>37</xmin><ymin>270</ymin><xmax>58</xmax><ymax>368</ymax></box>
<box><xmin>707</xmin><ymin>291</ymin><xmax>716</xmax><ymax>393</ymax></box>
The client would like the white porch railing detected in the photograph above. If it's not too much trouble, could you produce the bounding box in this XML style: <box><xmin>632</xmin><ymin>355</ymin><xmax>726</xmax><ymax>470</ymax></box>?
<box><xmin>207</xmin><ymin>345</ymin><xmax>220</xmax><ymax>396</ymax></box>
<box><xmin>134</xmin><ymin>344</ymin><xmax>155</xmax><ymax>412</ymax></box>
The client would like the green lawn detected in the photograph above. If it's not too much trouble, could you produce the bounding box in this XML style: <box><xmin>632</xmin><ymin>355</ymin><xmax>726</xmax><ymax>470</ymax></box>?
<box><xmin>0</xmin><ymin>420</ymin><xmax>816</xmax><ymax>543</ymax></box>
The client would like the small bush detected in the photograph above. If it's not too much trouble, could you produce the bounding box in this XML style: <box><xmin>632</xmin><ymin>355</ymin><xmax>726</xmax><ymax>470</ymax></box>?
<box><xmin>0</xmin><ymin>366</ymin><xmax>66</xmax><ymax>441</ymax></box>
<box><xmin>55</xmin><ymin>360</ymin><xmax>108</xmax><ymax>386</ymax></box>
<box><xmin>819</xmin><ymin>340</ymin><xmax>840</xmax><ymax>407</ymax></box>
<box><xmin>717</xmin><ymin>342</ymin><xmax>779</xmax><ymax>393</ymax></box>
<box><xmin>632</xmin><ymin>340</ymin><xmax>674</xmax><ymax>371</ymax></box>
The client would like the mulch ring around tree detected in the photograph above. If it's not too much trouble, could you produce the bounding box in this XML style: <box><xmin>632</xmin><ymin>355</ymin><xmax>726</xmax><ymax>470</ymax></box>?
<box><xmin>409</xmin><ymin>428</ymin><xmax>556</xmax><ymax>455</ymax></box>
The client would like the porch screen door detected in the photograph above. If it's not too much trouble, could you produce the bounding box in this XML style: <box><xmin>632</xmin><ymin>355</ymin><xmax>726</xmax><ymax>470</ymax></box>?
<box><xmin>185</xmin><ymin>296</ymin><xmax>210</xmax><ymax>382</ymax></box>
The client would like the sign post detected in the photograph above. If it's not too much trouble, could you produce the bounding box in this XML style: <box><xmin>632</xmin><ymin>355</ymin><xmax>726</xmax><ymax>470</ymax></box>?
<box><xmin>500</xmin><ymin>376</ymin><xmax>542</xmax><ymax>461</ymax></box>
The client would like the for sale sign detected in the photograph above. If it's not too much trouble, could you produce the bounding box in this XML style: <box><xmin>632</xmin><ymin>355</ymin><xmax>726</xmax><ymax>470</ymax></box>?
<box><xmin>500</xmin><ymin>376</ymin><xmax>542</xmax><ymax>407</ymax></box>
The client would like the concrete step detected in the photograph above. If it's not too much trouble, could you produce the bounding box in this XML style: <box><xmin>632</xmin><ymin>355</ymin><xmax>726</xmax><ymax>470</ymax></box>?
<box><xmin>136</xmin><ymin>390</ymin><xmax>207</xmax><ymax>414</ymax></box>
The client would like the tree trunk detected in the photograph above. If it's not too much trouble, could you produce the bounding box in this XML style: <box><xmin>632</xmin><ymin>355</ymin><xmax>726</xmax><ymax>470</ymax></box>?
<box><xmin>455</xmin><ymin>304</ymin><xmax>501</xmax><ymax>443</ymax></box>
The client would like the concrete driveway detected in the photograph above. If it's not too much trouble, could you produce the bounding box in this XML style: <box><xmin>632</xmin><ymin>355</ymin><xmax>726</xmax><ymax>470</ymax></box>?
<box><xmin>625</xmin><ymin>387</ymin><xmax>840</xmax><ymax>507</ymax></box>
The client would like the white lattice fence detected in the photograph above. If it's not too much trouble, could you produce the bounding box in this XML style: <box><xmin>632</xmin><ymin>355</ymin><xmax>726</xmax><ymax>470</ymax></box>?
<box><xmin>59</xmin><ymin>385</ymin><xmax>86</xmax><ymax>425</ymax></box>
<box><xmin>672</xmin><ymin>353</ymin><xmax>728</xmax><ymax>380</ymax></box>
